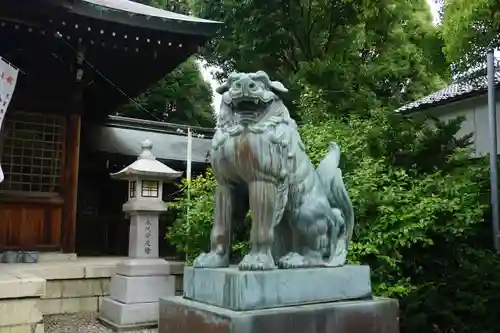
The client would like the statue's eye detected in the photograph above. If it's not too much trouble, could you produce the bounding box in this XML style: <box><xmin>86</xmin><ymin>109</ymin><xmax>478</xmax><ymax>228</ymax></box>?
<box><xmin>252</xmin><ymin>79</ymin><xmax>266</xmax><ymax>89</ymax></box>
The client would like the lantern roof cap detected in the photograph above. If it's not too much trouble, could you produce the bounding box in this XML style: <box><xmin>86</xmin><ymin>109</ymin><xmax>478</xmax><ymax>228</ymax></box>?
<box><xmin>110</xmin><ymin>139</ymin><xmax>183</xmax><ymax>180</ymax></box>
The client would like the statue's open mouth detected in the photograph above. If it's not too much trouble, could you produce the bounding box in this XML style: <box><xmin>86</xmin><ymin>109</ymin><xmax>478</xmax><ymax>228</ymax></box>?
<box><xmin>233</xmin><ymin>99</ymin><xmax>262</xmax><ymax>111</ymax></box>
<box><xmin>232</xmin><ymin>97</ymin><xmax>271</xmax><ymax>112</ymax></box>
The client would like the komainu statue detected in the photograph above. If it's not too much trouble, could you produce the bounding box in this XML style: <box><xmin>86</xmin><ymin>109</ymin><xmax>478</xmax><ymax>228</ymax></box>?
<box><xmin>193</xmin><ymin>71</ymin><xmax>354</xmax><ymax>270</ymax></box>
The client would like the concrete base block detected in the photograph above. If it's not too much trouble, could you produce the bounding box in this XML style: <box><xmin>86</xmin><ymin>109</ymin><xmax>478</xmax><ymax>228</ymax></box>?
<box><xmin>0</xmin><ymin>273</ymin><xmax>45</xmax><ymax>299</ymax></box>
<box><xmin>159</xmin><ymin>296</ymin><xmax>399</xmax><ymax>333</ymax></box>
<box><xmin>183</xmin><ymin>265</ymin><xmax>371</xmax><ymax>311</ymax></box>
<box><xmin>98</xmin><ymin>297</ymin><xmax>158</xmax><ymax>331</ymax></box>
<box><xmin>38</xmin><ymin>296</ymin><xmax>99</xmax><ymax>315</ymax></box>
<box><xmin>115</xmin><ymin>259</ymin><xmax>171</xmax><ymax>276</ymax></box>
<box><xmin>110</xmin><ymin>274</ymin><xmax>175</xmax><ymax>303</ymax></box>
<box><xmin>0</xmin><ymin>298</ymin><xmax>42</xmax><ymax>327</ymax></box>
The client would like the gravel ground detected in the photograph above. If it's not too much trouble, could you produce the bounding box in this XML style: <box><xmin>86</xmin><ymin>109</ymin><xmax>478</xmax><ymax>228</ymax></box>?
<box><xmin>43</xmin><ymin>312</ymin><xmax>158</xmax><ymax>333</ymax></box>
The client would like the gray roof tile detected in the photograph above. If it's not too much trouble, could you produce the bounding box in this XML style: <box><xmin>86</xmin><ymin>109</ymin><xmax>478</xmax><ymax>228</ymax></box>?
<box><xmin>80</xmin><ymin>0</ymin><xmax>219</xmax><ymax>23</ymax></box>
<box><xmin>396</xmin><ymin>64</ymin><xmax>500</xmax><ymax>113</ymax></box>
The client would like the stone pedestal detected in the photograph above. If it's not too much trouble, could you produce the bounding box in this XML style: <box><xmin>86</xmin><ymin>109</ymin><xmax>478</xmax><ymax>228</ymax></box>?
<box><xmin>99</xmin><ymin>259</ymin><xmax>176</xmax><ymax>331</ymax></box>
<box><xmin>158</xmin><ymin>266</ymin><xmax>399</xmax><ymax>333</ymax></box>
<box><xmin>184</xmin><ymin>265</ymin><xmax>372</xmax><ymax>311</ymax></box>
<box><xmin>160</xmin><ymin>296</ymin><xmax>399</xmax><ymax>333</ymax></box>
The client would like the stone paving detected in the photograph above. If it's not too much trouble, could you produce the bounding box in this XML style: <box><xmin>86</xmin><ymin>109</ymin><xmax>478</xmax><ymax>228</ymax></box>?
<box><xmin>44</xmin><ymin>312</ymin><xmax>157</xmax><ymax>333</ymax></box>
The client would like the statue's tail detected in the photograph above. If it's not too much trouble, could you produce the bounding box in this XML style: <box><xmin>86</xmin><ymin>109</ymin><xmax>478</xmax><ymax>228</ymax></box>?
<box><xmin>316</xmin><ymin>142</ymin><xmax>354</xmax><ymax>249</ymax></box>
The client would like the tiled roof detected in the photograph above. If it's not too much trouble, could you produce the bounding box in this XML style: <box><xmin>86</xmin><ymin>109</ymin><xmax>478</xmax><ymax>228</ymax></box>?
<box><xmin>79</xmin><ymin>0</ymin><xmax>219</xmax><ymax>23</ymax></box>
<box><xmin>62</xmin><ymin>0</ymin><xmax>221</xmax><ymax>37</ymax></box>
<box><xmin>396</xmin><ymin>65</ymin><xmax>500</xmax><ymax>113</ymax></box>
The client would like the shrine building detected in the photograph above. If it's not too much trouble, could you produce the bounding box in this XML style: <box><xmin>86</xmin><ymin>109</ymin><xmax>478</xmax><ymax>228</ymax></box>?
<box><xmin>0</xmin><ymin>0</ymin><xmax>219</xmax><ymax>257</ymax></box>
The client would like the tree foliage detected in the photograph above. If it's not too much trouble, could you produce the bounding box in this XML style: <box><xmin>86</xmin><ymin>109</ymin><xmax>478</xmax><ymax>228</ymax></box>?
<box><xmin>441</xmin><ymin>0</ymin><xmax>500</xmax><ymax>72</ymax></box>
<box><xmin>189</xmin><ymin>0</ymin><xmax>450</xmax><ymax>117</ymax></box>
<box><xmin>117</xmin><ymin>58</ymin><xmax>214</xmax><ymax>127</ymax></box>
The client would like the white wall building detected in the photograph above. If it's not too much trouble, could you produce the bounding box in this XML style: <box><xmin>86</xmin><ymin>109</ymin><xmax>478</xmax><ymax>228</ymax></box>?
<box><xmin>396</xmin><ymin>69</ymin><xmax>500</xmax><ymax>157</ymax></box>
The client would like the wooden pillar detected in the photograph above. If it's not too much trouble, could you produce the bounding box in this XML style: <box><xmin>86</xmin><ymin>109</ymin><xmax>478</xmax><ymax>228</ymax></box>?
<box><xmin>61</xmin><ymin>47</ymin><xmax>85</xmax><ymax>253</ymax></box>
<box><xmin>61</xmin><ymin>114</ymin><xmax>81</xmax><ymax>253</ymax></box>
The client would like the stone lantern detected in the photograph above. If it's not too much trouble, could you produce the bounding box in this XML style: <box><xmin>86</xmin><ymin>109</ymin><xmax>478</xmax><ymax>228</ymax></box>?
<box><xmin>99</xmin><ymin>139</ymin><xmax>182</xmax><ymax>330</ymax></box>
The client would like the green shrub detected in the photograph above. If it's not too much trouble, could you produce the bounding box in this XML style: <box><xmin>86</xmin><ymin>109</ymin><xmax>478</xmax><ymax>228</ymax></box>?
<box><xmin>299</xmin><ymin>90</ymin><xmax>500</xmax><ymax>333</ymax></box>
<box><xmin>166</xmin><ymin>169</ymin><xmax>250</xmax><ymax>264</ymax></box>
<box><xmin>166</xmin><ymin>169</ymin><xmax>215</xmax><ymax>262</ymax></box>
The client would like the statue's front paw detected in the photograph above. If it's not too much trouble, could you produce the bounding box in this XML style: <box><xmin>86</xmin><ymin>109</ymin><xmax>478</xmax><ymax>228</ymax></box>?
<box><xmin>278</xmin><ymin>251</ymin><xmax>324</xmax><ymax>269</ymax></box>
<box><xmin>238</xmin><ymin>252</ymin><xmax>276</xmax><ymax>271</ymax></box>
<box><xmin>193</xmin><ymin>251</ymin><xmax>229</xmax><ymax>268</ymax></box>
<box><xmin>278</xmin><ymin>252</ymin><xmax>306</xmax><ymax>269</ymax></box>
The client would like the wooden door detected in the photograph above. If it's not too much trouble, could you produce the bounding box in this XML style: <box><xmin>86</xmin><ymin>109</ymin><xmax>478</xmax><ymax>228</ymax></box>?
<box><xmin>0</xmin><ymin>201</ymin><xmax>62</xmax><ymax>250</ymax></box>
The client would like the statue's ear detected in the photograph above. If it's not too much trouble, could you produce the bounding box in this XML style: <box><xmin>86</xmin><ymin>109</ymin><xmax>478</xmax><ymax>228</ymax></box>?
<box><xmin>215</xmin><ymin>82</ymin><xmax>230</xmax><ymax>95</ymax></box>
<box><xmin>270</xmin><ymin>81</ymin><xmax>289</xmax><ymax>94</ymax></box>
<box><xmin>217</xmin><ymin>71</ymin><xmax>240</xmax><ymax>94</ymax></box>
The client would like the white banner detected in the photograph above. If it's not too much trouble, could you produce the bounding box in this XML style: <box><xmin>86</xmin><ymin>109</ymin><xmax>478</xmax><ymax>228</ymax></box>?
<box><xmin>0</xmin><ymin>57</ymin><xmax>19</xmax><ymax>183</ymax></box>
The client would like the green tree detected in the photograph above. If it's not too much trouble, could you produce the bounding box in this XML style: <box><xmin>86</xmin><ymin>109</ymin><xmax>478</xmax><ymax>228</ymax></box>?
<box><xmin>118</xmin><ymin>0</ymin><xmax>215</xmax><ymax>127</ymax></box>
<box><xmin>441</xmin><ymin>0</ymin><xmax>500</xmax><ymax>72</ymax></box>
<box><xmin>117</xmin><ymin>58</ymin><xmax>214</xmax><ymax>127</ymax></box>
<box><xmin>189</xmin><ymin>0</ymin><xmax>450</xmax><ymax>117</ymax></box>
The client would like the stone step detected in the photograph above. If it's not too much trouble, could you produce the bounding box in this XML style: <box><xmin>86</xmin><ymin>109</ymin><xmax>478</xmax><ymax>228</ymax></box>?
<box><xmin>159</xmin><ymin>296</ymin><xmax>399</xmax><ymax>333</ymax></box>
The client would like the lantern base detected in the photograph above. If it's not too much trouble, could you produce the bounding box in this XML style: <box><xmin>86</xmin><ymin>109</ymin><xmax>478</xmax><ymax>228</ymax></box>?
<box><xmin>99</xmin><ymin>258</ymin><xmax>176</xmax><ymax>331</ymax></box>
<box><xmin>98</xmin><ymin>298</ymin><xmax>158</xmax><ymax>331</ymax></box>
